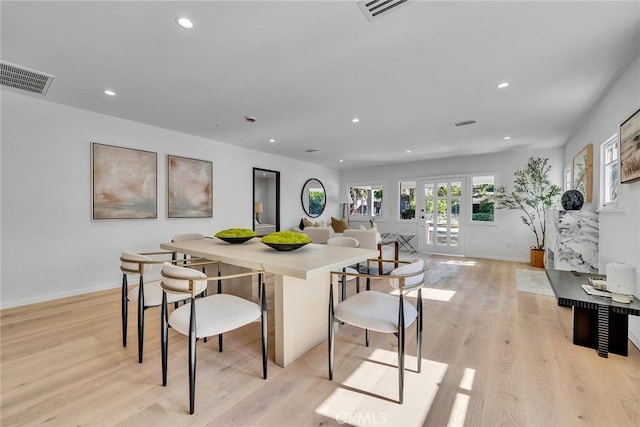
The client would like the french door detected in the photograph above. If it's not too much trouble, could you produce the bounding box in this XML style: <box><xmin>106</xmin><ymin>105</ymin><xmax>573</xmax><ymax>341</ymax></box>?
<box><xmin>417</xmin><ymin>178</ymin><xmax>465</xmax><ymax>255</ymax></box>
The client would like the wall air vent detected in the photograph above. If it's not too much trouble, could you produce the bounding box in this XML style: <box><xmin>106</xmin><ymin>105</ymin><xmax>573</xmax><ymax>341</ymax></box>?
<box><xmin>0</xmin><ymin>61</ymin><xmax>55</xmax><ymax>95</ymax></box>
<box><xmin>304</xmin><ymin>149</ymin><xmax>319</xmax><ymax>153</ymax></box>
<box><xmin>357</xmin><ymin>0</ymin><xmax>409</xmax><ymax>22</ymax></box>
<box><xmin>453</xmin><ymin>119</ymin><xmax>478</xmax><ymax>127</ymax></box>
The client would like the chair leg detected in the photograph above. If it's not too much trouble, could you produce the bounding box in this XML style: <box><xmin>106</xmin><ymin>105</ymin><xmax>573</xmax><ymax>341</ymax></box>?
<box><xmin>417</xmin><ymin>288</ymin><xmax>423</xmax><ymax>373</ymax></box>
<box><xmin>189</xmin><ymin>299</ymin><xmax>197</xmax><ymax>415</ymax></box>
<box><xmin>217</xmin><ymin>276</ymin><xmax>223</xmax><ymax>351</ymax></box>
<box><xmin>356</xmin><ymin>277</ymin><xmax>360</xmax><ymax>294</ymax></box>
<box><xmin>398</xmin><ymin>296</ymin><xmax>406</xmax><ymax>404</ymax></box>
<box><xmin>328</xmin><ymin>284</ymin><xmax>335</xmax><ymax>380</ymax></box>
<box><xmin>261</xmin><ymin>279</ymin><xmax>268</xmax><ymax>380</ymax></box>
<box><xmin>161</xmin><ymin>291</ymin><xmax>168</xmax><ymax>386</ymax></box>
<box><xmin>365</xmin><ymin>329</ymin><xmax>370</xmax><ymax>347</ymax></box>
<box><xmin>121</xmin><ymin>274</ymin><xmax>128</xmax><ymax>347</ymax></box>
<box><xmin>137</xmin><ymin>276</ymin><xmax>145</xmax><ymax>363</ymax></box>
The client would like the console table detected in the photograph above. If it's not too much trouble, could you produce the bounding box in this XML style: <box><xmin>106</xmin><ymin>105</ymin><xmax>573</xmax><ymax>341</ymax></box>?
<box><xmin>545</xmin><ymin>268</ymin><xmax>640</xmax><ymax>357</ymax></box>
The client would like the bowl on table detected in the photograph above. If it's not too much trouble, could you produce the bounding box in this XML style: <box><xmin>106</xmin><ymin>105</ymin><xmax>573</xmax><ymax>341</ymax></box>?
<box><xmin>215</xmin><ymin>228</ymin><xmax>257</xmax><ymax>244</ymax></box>
<box><xmin>261</xmin><ymin>231</ymin><xmax>311</xmax><ymax>251</ymax></box>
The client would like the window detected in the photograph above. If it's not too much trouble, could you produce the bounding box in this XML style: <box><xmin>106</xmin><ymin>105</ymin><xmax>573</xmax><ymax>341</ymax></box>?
<box><xmin>564</xmin><ymin>166</ymin><xmax>572</xmax><ymax>191</ymax></box>
<box><xmin>471</xmin><ymin>176</ymin><xmax>494</xmax><ymax>222</ymax></box>
<box><xmin>350</xmin><ymin>184</ymin><xmax>383</xmax><ymax>217</ymax></box>
<box><xmin>399</xmin><ymin>181</ymin><xmax>416</xmax><ymax>220</ymax></box>
<box><xmin>600</xmin><ymin>134</ymin><xmax>619</xmax><ymax>209</ymax></box>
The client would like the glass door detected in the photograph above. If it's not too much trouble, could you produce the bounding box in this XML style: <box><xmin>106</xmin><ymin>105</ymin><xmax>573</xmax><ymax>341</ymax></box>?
<box><xmin>417</xmin><ymin>178</ymin><xmax>465</xmax><ymax>255</ymax></box>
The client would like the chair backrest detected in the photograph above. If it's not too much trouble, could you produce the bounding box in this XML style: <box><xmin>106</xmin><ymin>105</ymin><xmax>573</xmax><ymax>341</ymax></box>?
<box><xmin>171</xmin><ymin>233</ymin><xmax>206</xmax><ymax>243</ymax></box>
<box><xmin>121</xmin><ymin>250</ymin><xmax>152</xmax><ymax>275</ymax></box>
<box><xmin>389</xmin><ymin>258</ymin><xmax>425</xmax><ymax>290</ymax></box>
<box><xmin>161</xmin><ymin>262</ymin><xmax>208</xmax><ymax>297</ymax></box>
<box><xmin>327</xmin><ymin>236</ymin><xmax>359</xmax><ymax>248</ymax></box>
<box><xmin>343</xmin><ymin>229</ymin><xmax>381</xmax><ymax>250</ymax></box>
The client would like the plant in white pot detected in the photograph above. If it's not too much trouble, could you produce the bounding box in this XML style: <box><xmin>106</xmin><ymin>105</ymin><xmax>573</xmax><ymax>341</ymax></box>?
<box><xmin>494</xmin><ymin>156</ymin><xmax>562</xmax><ymax>267</ymax></box>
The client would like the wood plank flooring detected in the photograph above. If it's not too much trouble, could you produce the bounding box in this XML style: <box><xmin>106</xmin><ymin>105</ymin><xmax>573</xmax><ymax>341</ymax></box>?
<box><xmin>1</xmin><ymin>256</ymin><xmax>639</xmax><ymax>426</ymax></box>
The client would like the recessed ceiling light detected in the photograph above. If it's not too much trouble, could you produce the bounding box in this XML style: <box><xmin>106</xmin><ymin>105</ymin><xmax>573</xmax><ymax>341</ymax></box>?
<box><xmin>176</xmin><ymin>17</ymin><xmax>194</xmax><ymax>29</ymax></box>
<box><xmin>497</xmin><ymin>82</ymin><xmax>509</xmax><ymax>89</ymax></box>
<box><xmin>352</xmin><ymin>118</ymin><xmax>360</xmax><ymax>123</ymax></box>
<box><xmin>269</xmin><ymin>138</ymin><xmax>275</xmax><ymax>143</ymax></box>
<box><xmin>406</xmin><ymin>150</ymin><xmax>412</xmax><ymax>154</ymax></box>
<box><xmin>339</xmin><ymin>159</ymin><xmax>344</xmax><ymax>163</ymax></box>
<box><xmin>103</xmin><ymin>90</ymin><xmax>116</xmax><ymax>96</ymax></box>
<box><xmin>504</xmin><ymin>136</ymin><xmax>511</xmax><ymax>140</ymax></box>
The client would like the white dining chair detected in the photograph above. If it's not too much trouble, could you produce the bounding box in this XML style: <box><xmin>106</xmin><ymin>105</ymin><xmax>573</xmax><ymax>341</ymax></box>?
<box><xmin>120</xmin><ymin>250</ymin><xmax>213</xmax><ymax>363</ymax></box>
<box><xmin>328</xmin><ymin>258</ymin><xmax>425</xmax><ymax>404</ymax></box>
<box><xmin>160</xmin><ymin>262</ymin><xmax>267</xmax><ymax>414</ymax></box>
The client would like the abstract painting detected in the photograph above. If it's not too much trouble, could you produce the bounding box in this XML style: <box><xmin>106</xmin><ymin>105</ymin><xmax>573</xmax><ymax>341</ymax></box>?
<box><xmin>620</xmin><ymin>108</ymin><xmax>640</xmax><ymax>184</ymax></box>
<box><xmin>92</xmin><ymin>142</ymin><xmax>157</xmax><ymax>220</ymax></box>
<box><xmin>167</xmin><ymin>155</ymin><xmax>213</xmax><ymax>218</ymax></box>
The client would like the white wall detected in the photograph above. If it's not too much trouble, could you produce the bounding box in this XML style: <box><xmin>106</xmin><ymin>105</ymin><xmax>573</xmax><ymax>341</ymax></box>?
<box><xmin>341</xmin><ymin>147</ymin><xmax>565</xmax><ymax>262</ymax></box>
<box><xmin>563</xmin><ymin>52</ymin><xmax>640</xmax><ymax>347</ymax></box>
<box><xmin>0</xmin><ymin>91</ymin><xmax>341</xmax><ymax>308</ymax></box>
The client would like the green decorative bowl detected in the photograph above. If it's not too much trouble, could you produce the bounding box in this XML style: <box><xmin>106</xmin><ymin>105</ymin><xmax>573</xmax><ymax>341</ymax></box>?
<box><xmin>262</xmin><ymin>242</ymin><xmax>309</xmax><ymax>251</ymax></box>
<box><xmin>218</xmin><ymin>236</ymin><xmax>255</xmax><ymax>244</ymax></box>
<box><xmin>261</xmin><ymin>231</ymin><xmax>311</xmax><ymax>251</ymax></box>
<box><xmin>215</xmin><ymin>228</ymin><xmax>256</xmax><ymax>244</ymax></box>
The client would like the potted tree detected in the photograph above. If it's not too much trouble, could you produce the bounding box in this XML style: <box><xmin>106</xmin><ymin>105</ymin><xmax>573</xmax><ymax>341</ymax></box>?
<box><xmin>494</xmin><ymin>157</ymin><xmax>562</xmax><ymax>268</ymax></box>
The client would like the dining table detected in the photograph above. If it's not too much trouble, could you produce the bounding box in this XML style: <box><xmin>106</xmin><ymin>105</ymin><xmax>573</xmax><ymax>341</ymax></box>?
<box><xmin>160</xmin><ymin>237</ymin><xmax>378</xmax><ymax>367</ymax></box>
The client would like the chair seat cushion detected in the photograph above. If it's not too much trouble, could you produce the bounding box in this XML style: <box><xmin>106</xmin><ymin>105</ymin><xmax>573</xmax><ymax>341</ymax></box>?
<box><xmin>334</xmin><ymin>291</ymin><xmax>417</xmax><ymax>333</ymax></box>
<box><xmin>331</xmin><ymin>267</ymin><xmax>359</xmax><ymax>285</ymax></box>
<box><xmin>168</xmin><ymin>294</ymin><xmax>262</xmax><ymax>338</ymax></box>
<box><xmin>128</xmin><ymin>280</ymin><xmax>201</xmax><ymax>307</ymax></box>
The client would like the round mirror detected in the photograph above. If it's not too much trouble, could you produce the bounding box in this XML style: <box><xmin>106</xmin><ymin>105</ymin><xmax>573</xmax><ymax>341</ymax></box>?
<box><xmin>301</xmin><ymin>178</ymin><xmax>326</xmax><ymax>218</ymax></box>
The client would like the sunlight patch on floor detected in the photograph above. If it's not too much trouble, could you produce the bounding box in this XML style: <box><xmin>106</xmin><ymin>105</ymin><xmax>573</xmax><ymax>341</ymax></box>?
<box><xmin>315</xmin><ymin>348</ymin><xmax>448</xmax><ymax>426</ymax></box>
<box><xmin>447</xmin><ymin>367</ymin><xmax>475</xmax><ymax>427</ymax></box>
<box><xmin>390</xmin><ymin>288</ymin><xmax>456</xmax><ymax>301</ymax></box>
<box><xmin>442</xmin><ymin>260</ymin><xmax>476</xmax><ymax>266</ymax></box>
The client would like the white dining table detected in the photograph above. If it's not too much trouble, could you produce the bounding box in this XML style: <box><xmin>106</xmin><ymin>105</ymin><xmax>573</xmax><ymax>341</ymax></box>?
<box><xmin>160</xmin><ymin>237</ymin><xmax>378</xmax><ymax>367</ymax></box>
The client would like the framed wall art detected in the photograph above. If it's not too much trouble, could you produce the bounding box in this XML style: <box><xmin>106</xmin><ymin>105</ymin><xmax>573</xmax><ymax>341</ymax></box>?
<box><xmin>620</xmin><ymin>108</ymin><xmax>640</xmax><ymax>184</ymax></box>
<box><xmin>167</xmin><ymin>155</ymin><xmax>213</xmax><ymax>218</ymax></box>
<box><xmin>572</xmin><ymin>144</ymin><xmax>593</xmax><ymax>202</ymax></box>
<box><xmin>91</xmin><ymin>142</ymin><xmax>157</xmax><ymax>220</ymax></box>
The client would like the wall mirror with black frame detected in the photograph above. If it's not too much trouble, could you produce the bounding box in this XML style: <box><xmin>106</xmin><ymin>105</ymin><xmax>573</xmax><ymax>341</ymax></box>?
<box><xmin>253</xmin><ymin>168</ymin><xmax>280</xmax><ymax>236</ymax></box>
<box><xmin>301</xmin><ymin>178</ymin><xmax>326</xmax><ymax>218</ymax></box>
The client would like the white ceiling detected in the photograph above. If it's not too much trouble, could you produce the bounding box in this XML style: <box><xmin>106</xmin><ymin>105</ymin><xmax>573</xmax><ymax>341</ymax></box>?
<box><xmin>2</xmin><ymin>1</ymin><xmax>639</xmax><ymax>169</ymax></box>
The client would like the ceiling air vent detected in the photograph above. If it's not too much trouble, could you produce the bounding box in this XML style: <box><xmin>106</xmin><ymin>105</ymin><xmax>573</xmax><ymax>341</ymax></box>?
<box><xmin>304</xmin><ymin>149</ymin><xmax>319</xmax><ymax>153</ymax></box>
<box><xmin>453</xmin><ymin>119</ymin><xmax>478</xmax><ymax>127</ymax></box>
<box><xmin>357</xmin><ymin>0</ymin><xmax>409</xmax><ymax>22</ymax></box>
<box><xmin>0</xmin><ymin>61</ymin><xmax>55</xmax><ymax>95</ymax></box>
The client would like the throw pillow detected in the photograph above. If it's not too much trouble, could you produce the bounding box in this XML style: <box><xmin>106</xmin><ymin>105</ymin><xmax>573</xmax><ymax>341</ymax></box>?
<box><xmin>302</xmin><ymin>217</ymin><xmax>313</xmax><ymax>228</ymax></box>
<box><xmin>331</xmin><ymin>216</ymin><xmax>349</xmax><ymax>233</ymax></box>
<box><xmin>299</xmin><ymin>218</ymin><xmax>306</xmax><ymax>230</ymax></box>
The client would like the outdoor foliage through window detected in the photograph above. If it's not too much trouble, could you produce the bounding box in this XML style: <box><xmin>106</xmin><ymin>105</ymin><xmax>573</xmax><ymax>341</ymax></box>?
<box><xmin>472</xmin><ymin>176</ymin><xmax>494</xmax><ymax>222</ymax></box>
<box><xmin>399</xmin><ymin>181</ymin><xmax>416</xmax><ymax>219</ymax></box>
<box><xmin>350</xmin><ymin>185</ymin><xmax>383</xmax><ymax>217</ymax></box>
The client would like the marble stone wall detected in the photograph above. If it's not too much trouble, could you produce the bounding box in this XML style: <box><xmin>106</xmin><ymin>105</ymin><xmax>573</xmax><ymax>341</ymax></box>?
<box><xmin>546</xmin><ymin>210</ymin><xmax>599</xmax><ymax>273</ymax></box>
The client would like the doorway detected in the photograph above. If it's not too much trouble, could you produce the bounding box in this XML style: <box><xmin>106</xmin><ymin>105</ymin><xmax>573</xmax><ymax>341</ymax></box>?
<box><xmin>253</xmin><ymin>168</ymin><xmax>280</xmax><ymax>235</ymax></box>
<box><xmin>417</xmin><ymin>178</ymin><xmax>465</xmax><ymax>255</ymax></box>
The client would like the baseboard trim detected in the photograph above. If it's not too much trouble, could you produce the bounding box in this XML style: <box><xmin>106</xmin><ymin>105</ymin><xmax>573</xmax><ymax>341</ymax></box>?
<box><xmin>0</xmin><ymin>274</ymin><xmax>162</xmax><ymax>310</ymax></box>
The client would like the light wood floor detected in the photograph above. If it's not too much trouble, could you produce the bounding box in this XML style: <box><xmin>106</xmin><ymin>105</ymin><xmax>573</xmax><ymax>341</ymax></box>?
<box><xmin>2</xmin><ymin>256</ymin><xmax>639</xmax><ymax>426</ymax></box>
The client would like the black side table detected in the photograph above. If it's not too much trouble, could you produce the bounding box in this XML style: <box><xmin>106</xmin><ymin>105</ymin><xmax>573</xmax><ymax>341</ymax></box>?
<box><xmin>545</xmin><ymin>268</ymin><xmax>640</xmax><ymax>357</ymax></box>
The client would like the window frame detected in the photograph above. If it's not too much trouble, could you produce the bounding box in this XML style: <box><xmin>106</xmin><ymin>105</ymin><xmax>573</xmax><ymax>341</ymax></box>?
<box><xmin>470</xmin><ymin>175</ymin><xmax>495</xmax><ymax>224</ymax></box>
<box><xmin>599</xmin><ymin>133</ymin><xmax>620</xmax><ymax>210</ymax></box>
<box><xmin>398</xmin><ymin>180</ymin><xmax>417</xmax><ymax>222</ymax></box>
<box><xmin>348</xmin><ymin>182</ymin><xmax>386</xmax><ymax>221</ymax></box>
